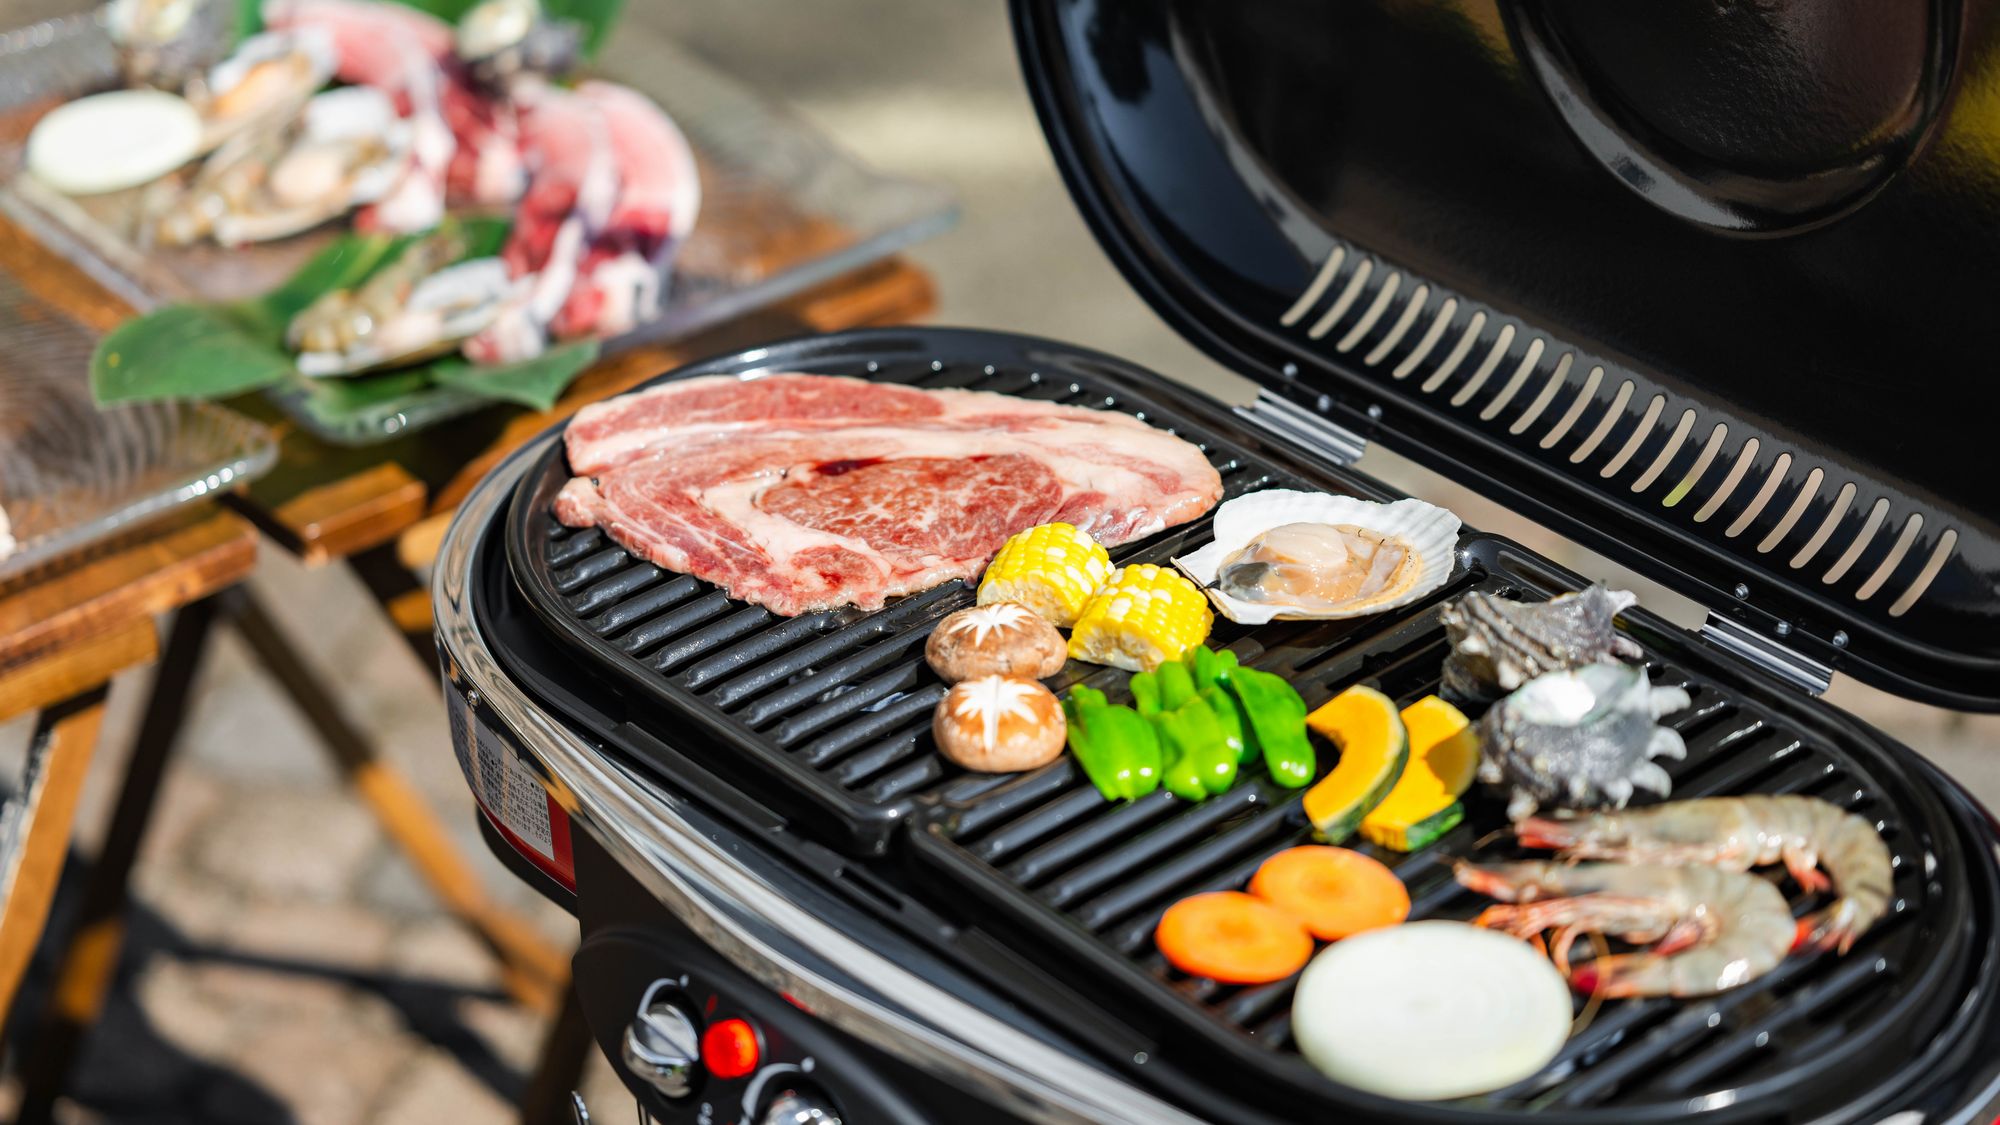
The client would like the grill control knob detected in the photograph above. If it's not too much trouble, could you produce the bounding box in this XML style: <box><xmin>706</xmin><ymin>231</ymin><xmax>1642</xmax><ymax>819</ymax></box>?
<box><xmin>761</xmin><ymin>1088</ymin><xmax>842</xmax><ymax>1125</ymax></box>
<box><xmin>621</xmin><ymin>983</ymin><xmax>699</xmax><ymax>1100</ymax></box>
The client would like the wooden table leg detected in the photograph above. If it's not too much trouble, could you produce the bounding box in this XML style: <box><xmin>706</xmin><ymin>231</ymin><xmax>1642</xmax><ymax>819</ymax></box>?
<box><xmin>0</xmin><ymin>684</ymin><xmax>111</xmax><ymax>1049</ymax></box>
<box><xmin>220</xmin><ymin>587</ymin><xmax>568</xmax><ymax>1014</ymax></box>
<box><xmin>11</xmin><ymin>597</ymin><xmax>221</xmax><ymax>1125</ymax></box>
<box><xmin>345</xmin><ymin>540</ymin><xmax>437</xmax><ymax>670</ymax></box>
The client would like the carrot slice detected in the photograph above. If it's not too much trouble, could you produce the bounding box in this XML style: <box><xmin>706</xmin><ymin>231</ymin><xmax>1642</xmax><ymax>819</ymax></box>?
<box><xmin>1250</xmin><ymin>845</ymin><xmax>1410</xmax><ymax>941</ymax></box>
<box><xmin>1155</xmin><ymin>891</ymin><xmax>1313</xmax><ymax>984</ymax></box>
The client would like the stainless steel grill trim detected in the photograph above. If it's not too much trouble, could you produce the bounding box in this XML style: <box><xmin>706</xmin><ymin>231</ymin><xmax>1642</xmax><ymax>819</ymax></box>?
<box><xmin>435</xmin><ymin>437</ymin><xmax>1204</xmax><ymax>1125</ymax></box>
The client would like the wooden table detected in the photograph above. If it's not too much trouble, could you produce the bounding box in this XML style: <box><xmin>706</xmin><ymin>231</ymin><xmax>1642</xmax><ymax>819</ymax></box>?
<box><xmin>0</xmin><ymin>507</ymin><xmax>257</xmax><ymax>1058</ymax></box>
<box><xmin>1</xmin><ymin>206</ymin><xmax>936</xmax><ymax>1120</ymax></box>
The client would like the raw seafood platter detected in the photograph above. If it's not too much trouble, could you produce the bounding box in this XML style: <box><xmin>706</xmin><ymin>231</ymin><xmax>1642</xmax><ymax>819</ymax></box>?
<box><xmin>0</xmin><ymin>0</ymin><xmax>952</xmax><ymax>442</ymax></box>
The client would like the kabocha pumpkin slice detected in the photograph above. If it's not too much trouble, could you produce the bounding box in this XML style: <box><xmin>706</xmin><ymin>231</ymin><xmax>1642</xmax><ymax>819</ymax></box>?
<box><xmin>1361</xmin><ymin>695</ymin><xmax>1482</xmax><ymax>851</ymax></box>
<box><xmin>1250</xmin><ymin>846</ymin><xmax>1409</xmax><ymax>941</ymax></box>
<box><xmin>1301</xmin><ymin>686</ymin><xmax>1409</xmax><ymax>843</ymax></box>
<box><xmin>1155</xmin><ymin>891</ymin><xmax>1313</xmax><ymax>984</ymax></box>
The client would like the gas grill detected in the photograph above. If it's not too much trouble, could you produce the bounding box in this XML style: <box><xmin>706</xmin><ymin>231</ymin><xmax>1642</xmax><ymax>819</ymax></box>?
<box><xmin>434</xmin><ymin>2</ymin><xmax>2000</xmax><ymax>1122</ymax></box>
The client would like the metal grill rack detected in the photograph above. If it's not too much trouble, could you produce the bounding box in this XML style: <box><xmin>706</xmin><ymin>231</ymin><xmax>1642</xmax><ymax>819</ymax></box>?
<box><xmin>506</xmin><ymin>337</ymin><xmax>1994</xmax><ymax>1120</ymax></box>
<box><xmin>512</xmin><ymin>350</ymin><xmax>1318</xmax><ymax>853</ymax></box>
<box><xmin>906</xmin><ymin>550</ymin><xmax>1970</xmax><ymax>1118</ymax></box>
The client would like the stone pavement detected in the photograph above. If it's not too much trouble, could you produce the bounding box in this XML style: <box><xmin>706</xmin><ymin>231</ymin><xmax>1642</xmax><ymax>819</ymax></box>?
<box><xmin>1</xmin><ymin>2</ymin><xmax>1995</xmax><ymax>1122</ymax></box>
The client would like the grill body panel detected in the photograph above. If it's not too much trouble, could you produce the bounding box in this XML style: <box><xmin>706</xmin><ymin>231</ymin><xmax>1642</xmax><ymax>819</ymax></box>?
<box><xmin>494</xmin><ymin>328</ymin><xmax>2000</xmax><ymax>1123</ymax></box>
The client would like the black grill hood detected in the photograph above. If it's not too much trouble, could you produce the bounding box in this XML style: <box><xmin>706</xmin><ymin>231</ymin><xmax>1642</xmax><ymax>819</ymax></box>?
<box><xmin>1010</xmin><ymin>0</ymin><xmax>2000</xmax><ymax>710</ymax></box>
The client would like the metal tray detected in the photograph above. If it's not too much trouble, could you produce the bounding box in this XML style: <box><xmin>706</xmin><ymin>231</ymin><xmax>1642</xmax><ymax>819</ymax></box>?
<box><xmin>0</xmin><ymin>267</ymin><xmax>274</xmax><ymax>583</ymax></box>
<box><xmin>0</xmin><ymin>8</ymin><xmax>956</xmax><ymax>445</ymax></box>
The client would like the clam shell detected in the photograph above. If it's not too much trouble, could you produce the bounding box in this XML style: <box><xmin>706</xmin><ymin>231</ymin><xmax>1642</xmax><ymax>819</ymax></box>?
<box><xmin>1172</xmin><ymin>490</ymin><xmax>1461</xmax><ymax>624</ymax></box>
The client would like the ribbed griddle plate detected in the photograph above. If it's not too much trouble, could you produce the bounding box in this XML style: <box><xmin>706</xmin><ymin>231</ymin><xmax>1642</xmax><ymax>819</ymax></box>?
<box><xmin>907</xmin><ymin>538</ymin><xmax>1988</xmax><ymax>1121</ymax></box>
<box><xmin>508</xmin><ymin>331</ymin><xmax>1320</xmax><ymax>854</ymax></box>
<box><xmin>506</xmin><ymin>328</ymin><xmax>1999</xmax><ymax>1123</ymax></box>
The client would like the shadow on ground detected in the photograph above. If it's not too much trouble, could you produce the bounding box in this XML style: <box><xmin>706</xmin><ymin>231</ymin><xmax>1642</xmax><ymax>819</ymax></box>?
<box><xmin>6</xmin><ymin>850</ymin><xmax>527</xmax><ymax>1123</ymax></box>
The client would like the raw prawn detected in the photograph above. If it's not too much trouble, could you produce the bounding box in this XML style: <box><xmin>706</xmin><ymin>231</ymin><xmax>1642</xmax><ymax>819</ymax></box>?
<box><xmin>1455</xmin><ymin>860</ymin><xmax>1796</xmax><ymax>998</ymax></box>
<box><xmin>1516</xmin><ymin>795</ymin><xmax>1894</xmax><ymax>953</ymax></box>
<box><xmin>287</xmin><ymin>229</ymin><xmax>509</xmax><ymax>376</ymax></box>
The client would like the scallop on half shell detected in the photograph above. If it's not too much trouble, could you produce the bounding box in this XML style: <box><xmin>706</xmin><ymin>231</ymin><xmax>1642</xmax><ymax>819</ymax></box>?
<box><xmin>1172</xmin><ymin>490</ymin><xmax>1462</xmax><ymax>624</ymax></box>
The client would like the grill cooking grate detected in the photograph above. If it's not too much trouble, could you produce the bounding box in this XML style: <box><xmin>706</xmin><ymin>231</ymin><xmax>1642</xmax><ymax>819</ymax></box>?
<box><xmin>907</xmin><ymin>588</ymin><xmax>1952</xmax><ymax>1116</ymax></box>
<box><xmin>515</xmin><ymin>353</ymin><xmax>1309</xmax><ymax>853</ymax></box>
<box><xmin>508</xmin><ymin>335</ymin><xmax>1988</xmax><ymax>1121</ymax></box>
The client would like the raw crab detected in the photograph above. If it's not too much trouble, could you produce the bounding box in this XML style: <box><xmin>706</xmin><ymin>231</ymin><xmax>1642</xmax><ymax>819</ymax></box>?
<box><xmin>1477</xmin><ymin>662</ymin><xmax>1689</xmax><ymax>820</ymax></box>
<box><xmin>1440</xmin><ymin>584</ymin><xmax>1643</xmax><ymax>704</ymax></box>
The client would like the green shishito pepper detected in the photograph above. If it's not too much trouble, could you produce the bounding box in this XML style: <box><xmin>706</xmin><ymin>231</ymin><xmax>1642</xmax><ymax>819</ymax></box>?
<box><xmin>1155</xmin><ymin>660</ymin><xmax>1198</xmax><ymax>711</ymax></box>
<box><xmin>1225</xmin><ymin>665</ymin><xmax>1317</xmax><ymax>789</ymax></box>
<box><xmin>1129</xmin><ymin>670</ymin><xmax>1163</xmax><ymax>718</ymax></box>
<box><xmin>1187</xmin><ymin>645</ymin><xmax>1239</xmax><ymax>692</ymax></box>
<box><xmin>1154</xmin><ymin>695</ymin><xmax>1239</xmax><ymax>800</ymax></box>
<box><xmin>1201</xmin><ymin>684</ymin><xmax>1249</xmax><ymax>763</ymax></box>
<box><xmin>1063</xmin><ymin>687</ymin><xmax>1162</xmax><ymax>802</ymax></box>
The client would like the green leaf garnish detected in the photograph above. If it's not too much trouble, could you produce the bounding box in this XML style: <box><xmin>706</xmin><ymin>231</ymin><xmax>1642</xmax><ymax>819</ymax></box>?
<box><xmin>90</xmin><ymin>215</ymin><xmax>595</xmax><ymax>419</ymax></box>
<box><xmin>92</xmin><ymin>304</ymin><xmax>298</xmax><ymax>404</ymax></box>
<box><xmin>429</xmin><ymin>339</ymin><xmax>599</xmax><ymax>411</ymax></box>
<box><xmin>236</xmin><ymin>0</ymin><xmax>624</xmax><ymax>58</ymax></box>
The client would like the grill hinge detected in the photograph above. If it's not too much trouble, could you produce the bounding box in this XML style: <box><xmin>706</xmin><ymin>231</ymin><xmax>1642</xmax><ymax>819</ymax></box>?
<box><xmin>1699</xmin><ymin>614</ymin><xmax>1834</xmax><ymax>696</ymax></box>
<box><xmin>1232</xmin><ymin>390</ymin><xmax>1368</xmax><ymax>466</ymax></box>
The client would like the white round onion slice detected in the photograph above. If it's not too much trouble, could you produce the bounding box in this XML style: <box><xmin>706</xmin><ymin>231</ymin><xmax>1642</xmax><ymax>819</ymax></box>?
<box><xmin>26</xmin><ymin>89</ymin><xmax>202</xmax><ymax>195</ymax></box>
<box><xmin>1292</xmin><ymin>921</ymin><xmax>1572</xmax><ymax>1101</ymax></box>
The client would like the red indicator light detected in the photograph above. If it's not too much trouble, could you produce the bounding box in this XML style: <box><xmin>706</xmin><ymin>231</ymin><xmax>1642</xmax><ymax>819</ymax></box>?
<box><xmin>701</xmin><ymin>1018</ymin><xmax>761</xmax><ymax>1079</ymax></box>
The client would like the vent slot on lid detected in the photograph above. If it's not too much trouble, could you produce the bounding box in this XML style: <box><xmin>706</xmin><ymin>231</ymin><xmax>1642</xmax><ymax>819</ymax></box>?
<box><xmin>1508</xmin><ymin>352</ymin><xmax>1574</xmax><ymax>435</ymax></box>
<box><xmin>1569</xmin><ymin>378</ymin><xmax>1634</xmax><ymax>464</ymax></box>
<box><xmin>1307</xmin><ymin>258</ymin><xmax>1374</xmax><ymax>339</ymax></box>
<box><xmin>1392</xmin><ymin>298</ymin><xmax>1458</xmax><ymax>379</ymax></box>
<box><xmin>1478</xmin><ymin>337</ymin><xmax>1544</xmax><ymax>420</ymax></box>
<box><xmin>1600</xmin><ymin>392</ymin><xmax>1665</xmax><ymax>479</ymax></box>
<box><xmin>1447</xmin><ymin>323</ymin><xmax>1517</xmax><ymax>405</ymax></box>
<box><xmin>1335</xmin><ymin>270</ymin><xmax>1401</xmax><ymax>352</ymax></box>
<box><xmin>1725</xmin><ymin>453</ymin><xmax>1795</xmax><ymax>538</ymax></box>
<box><xmin>1419</xmin><ymin>311</ymin><xmax>1487</xmax><ymax>393</ymax></box>
<box><xmin>1363</xmin><ymin>283</ymin><xmax>1429</xmax><ymax>366</ymax></box>
<box><xmin>1760</xmin><ymin>467</ymin><xmax>1824</xmax><ymax>553</ymax></box>
<box><xmin>1630</xmin><ymin>408</ymin><xmax>1697</xmax><ymax>493</ymax></box>
<box><xmin>1537</xmin><ymin>364</ymin><xmax>1604</xmax><ymax>449</ymax></box>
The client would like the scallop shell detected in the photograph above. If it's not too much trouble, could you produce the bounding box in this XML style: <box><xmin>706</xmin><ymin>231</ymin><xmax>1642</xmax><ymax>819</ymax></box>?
<box><xmin>1172</xmin><ymin>490</ymin><xmax>1461</xmax><ymax>624</ymax></box>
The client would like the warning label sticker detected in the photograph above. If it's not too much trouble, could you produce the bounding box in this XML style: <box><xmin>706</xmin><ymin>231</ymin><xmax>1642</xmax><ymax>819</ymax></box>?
<box><xmin>449</xmin><ymin>693</ymin><xmax>555</xmax><ymax>861</ymax></box>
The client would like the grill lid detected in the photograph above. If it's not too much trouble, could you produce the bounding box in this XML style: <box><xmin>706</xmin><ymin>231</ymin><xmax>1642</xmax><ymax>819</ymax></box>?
<box><xmin>1010</xmin><ymin>0</ymin><xmax>2000</xmax><ymax>709</ymax></box>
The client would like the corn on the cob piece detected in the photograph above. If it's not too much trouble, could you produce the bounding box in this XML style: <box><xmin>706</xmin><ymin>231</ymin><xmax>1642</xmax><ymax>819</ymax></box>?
<box><xmin>1068</xmin><ymin>564</ymin><xmax>1213</xmax><ymax>672</ymax></box>
<box><xmin>978</xmin><ymin>522</ymin><xmax>1115</xmax><ymax>627</ymax></box>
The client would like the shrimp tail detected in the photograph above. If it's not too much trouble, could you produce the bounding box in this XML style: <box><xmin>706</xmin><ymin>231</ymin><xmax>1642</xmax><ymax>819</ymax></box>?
<box><xmin>1515</xmin><ymin>815</ymin><xmax>1585</xmax><ymax>850</ymax></box>
<box><xmin>1568</xmin><ymin>953</ymin><xmax>1669</xmax><ymax>999</ymax></box>
<box><xmin>1797</xmin><ymin>902</ymin><xmax>1865</xmax><ymax>955</ymax></box>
